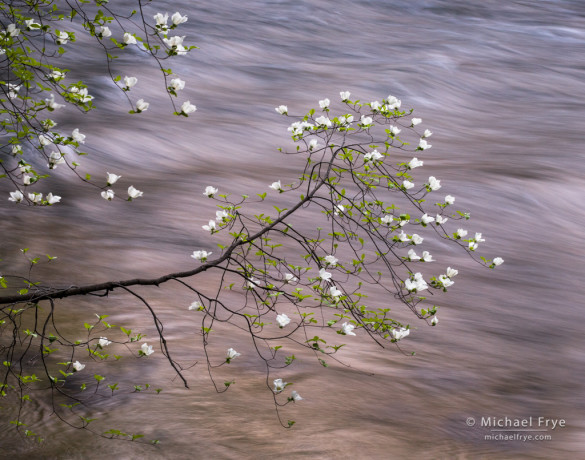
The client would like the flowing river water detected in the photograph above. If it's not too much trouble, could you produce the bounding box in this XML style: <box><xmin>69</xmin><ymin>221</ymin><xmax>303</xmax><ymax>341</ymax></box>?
<box><xmin>1</xmin><ymin>0</ymin><xmax>584</xmax><ymax>458</ymax></box>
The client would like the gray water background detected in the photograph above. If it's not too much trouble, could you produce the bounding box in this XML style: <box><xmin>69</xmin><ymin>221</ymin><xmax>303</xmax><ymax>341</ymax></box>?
<box><xmin>1</xmin><ymin>0</ymin><xmax>584</xmax><ymax>458</ymax></box>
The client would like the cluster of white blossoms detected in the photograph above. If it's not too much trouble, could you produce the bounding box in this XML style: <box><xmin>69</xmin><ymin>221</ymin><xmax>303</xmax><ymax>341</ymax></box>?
<box><xmin>100</xmin><ymin>172</ymin><xmax>143</xmax><ymax>202</ymax></box>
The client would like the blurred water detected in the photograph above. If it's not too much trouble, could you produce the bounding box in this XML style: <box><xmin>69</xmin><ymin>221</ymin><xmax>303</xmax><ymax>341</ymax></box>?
<box><xmin>1</xmin><ymin>0</ymin><xmax>585</xmax><ymax>458</ymax></box>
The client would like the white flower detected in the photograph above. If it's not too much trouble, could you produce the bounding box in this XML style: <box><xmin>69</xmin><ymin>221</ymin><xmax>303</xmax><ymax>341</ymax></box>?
<box><xmin>340</xmin><ymin>91</ymin><xmax>351</xmax><ymax>101</ymax></box>
<box><xmin>427</xmin><ymin>176</ymin><xmax>441</xmax><ymax>191</ymax></box>
<box><xmin>189</xmin><ymin>301</ymin><xmax>203</xmax><ymax>311</ymax></box>
<box><xmin>324</xmin><ymin>255</ymin><xmax>338</xmax><ymax>266</ymax></box>
<box><xmin>171</xmin><ymin>12</ymin><xmax>188</xmax><ymax>25</ymax></box>
<box><xmin>12</xmin><ymin>145</ymin><xmax>22</xmax><ymax>154</ymax></box>
<box><xmin>98</xmin><ymin>337</ymin><xmax>112</xmax><ymax>347</ymax></box>
<box><xmin>246</xmin><ymin>277</ymin><xmax>260</xmax><ymax>289</ymax></box>
<box><xmin>290</xmin><ymin>390</ymin><xmax>303</xmax><ymax>401</ymax></box>
<box><xmin>438</xmin><ymin>275</ymin><xmax>454</xmax><ymax>288</ymax></box>
<box><xmin>408</xmin><ymin>157</ymin><xmax>424</xmax><ymax>169</ymax></box>
<box><xmin>136</xmin><ymin>99</ymin><xmax>149</xmax><ymax>112</ymax></box>
<box><xmin>273</xmin><ymin>378</ymin><xmax>286</xmax><ymax>393</ymax></box>
<box><xmin>276</xmin><ymin>313</ymin><xmax>291</xmax><ymax>328</ymax></box>
<box><xmin>24</xmin><ymin>19</ymin><xmax>41</xmax><ymax>30</ymax></box>
<box><xmin>215</xmin><ymin>210</ymin><xmax>229</xmax><ymax>222</ymax></box>
<box><xmin>153</xmin><ymin>12</ymin><xmax>169</xmax><ymax>28</ymax></box>
<box><xmin>407</xmin><ymin>248</ymin><xmax>420</xmax><ymax>261</ymax></box>
<box><xmin>391</xmin><ymin>327</ymin><xmax>409</xmax><ymax>340</ymax></box>
<box><xmin>493</xmin><ymin>257</ymin><xmax>504</xmax><ymax>266</ymax></box>
<box><xmin>446</xmin><ymin>267</ymin><xmax>458</xmax><ymax>278</ymax></box>
<box><xmin>398</xmin><ymin>231</ymin><xmax>409</xmax><ymax>242</ymax></box>
<box><xmin>101</xmin><ymin>189</ymin><xmax>114</xmax><ymax>201</ymax></box>
<box><xmin>402</xmin><ymin>180</ymin><xmax>414</xmax><ymax>190</ymax></box>
<box><xmin>269</xmin><ymin>180</ymin><xmax>282</xmax><ymax>191</ymax></box>
<box><xmin>140</xmin><ymin>343</ymin><xmax>154</xmax><ymax>356</ymax></box>
<box><xmin>106</xmin><ymin>172</ymin><xmax>121</xmax><ymax>186</ymax></box>
<box><xmin>28</xmin><ymin>193</ymin><xmax>43</xmax><ymax>204</ymax></box>
<box><xmin>128</xmin><ymin>186</ymin><xmax>143</xmax><ymax>199</ymax></box>
<box><xmin>309</xmin><ymin>139</ymin><xmax>320</xmax><ymax>150</ymax></box>
<box><xmin>409</xmin><ymin>272</ymin><xmax>428</xmax><ymax>292</ymax></box>
<box><xmin>430</xmin><ymin>316</ymin><xmax>439</xmax><ymax>326</ymax></box>
<box><xmin>315</xmin><ymin>115</ymin><xmax>332</xmax><ymax>127</ymax></box>
<box><xmin>411</xmin><ymin>234</ymin><xmax>424</xmax><ymax>245</ymax></box>
<box><xmin>7</xmin><ymin>24</ymin><xmax>20</xmax><ymax>37</ymax></box>
<box><xmin>334</xmin><ymin>204</ymin><xmax>345</xmax><ymax>216</ymax></box>
<box><xmin>202</xmin><ymin>220</ymin><xmax>216</xmax><ymax>232</ymax></box>
<box><xmin>191</xmin><ymin>250</ymin><xmax>212</xmax><ymax>262</ymax></box>
<box><xmin>411</xmin><ymin>117</ymin><xmax>422</xmax><ymax>126</ymax></box>
<box><xmin>423</xmin><ymin>129</ymin><xmax>432</xmax><ymax>138</ymax></box>
<box><xmin>421</xmin><ymin>251</ymin><xmax>433</xmax><ymax>262</ymax></box>
<box><xmin>55</xmin><ymin>31</ymin><xmax>69</xmax><ymax>45</ymax></box>
<box><xmin>123</xmin><ymin>76</ymin><xmax>138</xmax><ymax>89</ymax></box>
<box><xmin>319</xmin><ymin>98</ymin><xmax>330</xmax><ymax>109</ymax></box>
<box><xmin>444</xmin><ymin>195</ymin><xmax>455</xmax><ymax>205</ymax></box>
<box><xmin>421</xmin><ymin>213</ymin><xmax>435</xmax><ymax>225</ymax></box>
<box><xmin>226</xmin><ymin>348</ymin><xmax>241</xmax><ymax>363</ymax></box>
<box><xmin>340</xmin><ymin>322</ymin><xmax>356</xmax><ymax>336</ymax></box>
<box><xmin>319</xmin><ymin>268</ymin><xmax>332</xmax><ymax>281</ymax></box>
<box><xmin>284</xmin><ymin>273</ymin><xmax>298</xmax><ymax>283</ymax></box>
<box><xmin>23</xmin><ymin>175</ymin><xmax>33</xmax><ymax>185</ymax></box>
<box><xmin>123</xmin><ymin>32</ymin><xmax>137</xmax><ymax>45</ymax></box>
<box><xmin>204</xmin><ymin>186</ymin><xmax>218</xmax><ymax>197</ymax></box>
<box><xmin>389</xmin><ymin>125</ymin><xmax>401</xmax><ymax>136</ymax></box>
<box><xmin>386</xmin><ymin>95</ymin><xmax>401</xmax><ymax>110</ymax></box>
<box><xmin>8</xmin><ymin>191</ymin><xmax>24</xmax><ymax>203</ymax></box>
<box><xmin>364</xmin><ymin>150</ymin><xmax>383</xmax><ymax>162</ymax></box>
<box><xmin>71</xmin><ymin>128</ymin><xmax>86</xmax><ymax>144</ymax></box>
<box><xmin>170</xmin><ymin>78</ymin><xmax>185</xmax><ymax>91</ymax></box>
<box><xmin>38</xmin><ymin>134</ymin><xmax>52</xmax><ymax>146</ymax></box>
<box><xmin>456</xmin><ymin>228</ymin><xmax>468</xmax><ymax>238</ymax></box>
<box><xmin>72</xmin><ymin>361</ymin><xmax>85</xmax><ymax>371</ymax></box>
<box><xmin>418</xmin><ymin>139</ymin><xmax>431</xmax><ymax>150</ymax></box>
<box><xmin>474</xmin><ymin>232</ymin><xmax>485</xmax><ymax>243</ymax></box>
<box><xmin>381</xmin><ymin>215</ymin><xmax>393</xmax><ymax>225</ymax></box>
<box><xmin>275</xmin><ymin>105</ymin><xmax>288</xmax><ymax>115</ymax></box>
<box><xmin>435</xmin><ymin>214</ymin><xmax>448</xmax><ymax>225</ymax></box>
<box><xmin>46</xmin><ymin>193</ymin><xmax>61</xmax><ymax>205</ymax></box>
<box><xmin>181</xmin><ymin>100</ymin><xmax>197</xmax><ymax>115</ymax></box>
<box><xmin>329</xmin><ymin>286</ymin><xmax>342</xmax><ymax>300</ymax></box>
<box><xmin>468</xmin><ymin>241</ymin><xmax>478</xmax><ymax>251</ymax></box>
<box><xmin>359</xmin><ymin>115</ymin><xmax>373</xmax><ymax>127</ymax></box>
<box><xmin>99</xmin><ymin>26</ymin><xmax>112</xmax><ymax>38</ymax></box>
<box><xmin>163</xmin><ymin>35</ymin><xmax>186</xmax><ymax>53</ymax></box>
<box><xmin>370</xmin><ymin>101</ymin><xmax>381</xmax><ymax>111</ymax></box>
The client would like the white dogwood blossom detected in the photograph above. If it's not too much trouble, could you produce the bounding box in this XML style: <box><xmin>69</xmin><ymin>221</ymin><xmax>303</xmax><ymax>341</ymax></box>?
<box><xmin>324</xmin><ymin>255</ymin><xmax>338</xmax><ymax>266</ymax></box>
<box><xmin>101</xmin><ymin>189</ymin><xmax>115</xmax><ymax>201</ymax></box>
<box><xmin>226</xmin><ymin>348</ymin><xmax>241</xmax><ymax>362</ymax></box>
<box><xmin>340</xmin><ymin>322</ymin><xmax>356</xmax><ymax>336</ymax></box>
<box><xmin>319</xmin><ymin>268</ymin><xmax>332</xmax><ymax>281</ymax></box>
<box><xmin>189</xmin><ymin>301</ymin><xmax>203</xmax><ymax>311</ymax></box>
<box><xmin>72</xmin><ymin>361</ymin><xmax>85</xmax><ymax>371</ymax></box>
<box><xmin>123</xmin><ymin>32</ymin><xmax>137</xmax><ymax>45</ymax></box>
<box><xmin>427</xmin><ymin>176</ymin><xmax>441</xmax><ymax>191</ymax></box>
<box><xmin>98</xmin><ymin>337</ymin><xmax>112</xmax><ymax>347</ymax></box>
<box><xmin>445</xmin><ymin>195</ymin><xmax>455</xmax><ymax>205</ymax></box>
<box><xmin>106</xmin><ymin>172</ymin><xmax>121</xmax><ymax>186</ymax></box>
<box><xmin>128</xmin><ymin>186</ymin><xmax>143</xmax><ymax>199</ymax></box>
<box><xmin>493</xmin><ymin>257</ymin><xmax>504</xmax><ymax>266</ymax></box>
<box><xmin>46</xmin><ymin>193</ymin><xmax>61</xmax><ymax>205</ymax></box>
<box><xmin>140</xmin><ymin>343</ymin><xmax>154</xmax><ymax>356</ymax></box>
<box><xmin>273</xmin><ymin>378</ymin><xmax>286</xmax><ymax>393</ymax></box>
<box><xmin>340</xmin><ymin>90</ymin><xmax>351</xmax><ymax>101</ymax></box>
<box><xmin>172</xmin><ymin>12</ymin><xmax>188</xmax><ymax>25</ymax></box>
<box><xmin>181</xmin><ymin>101</ymin><xmax>197</xmax><ymax>114</ymax></box>
<box><xmin>170</xmin><ymin>78</ymin><xmax>185</xmax><ymax>91</ymax></box>
<box><xmin>204</xmin><ymin>186</ymin><xmax>218</xmax><ymax>197</ymax></box>
<box><xmin>391</xmin><ymin>327</ymin><xmax>410</xmax><ymax>340</ymax></box>
<box><xmin>8</xmin><ymin>191</ymin><xmax>24</xmax><ymax>203</ymax></box>
<box><xmin>123</xmin><ymin>76</ymin><xmax>138</xmax><ymax>89</ymax></box>
<box><xmin>418</xmin><ymin>139</ymin><xmax>431</xmax><ymax>150</ymax></box>
<box><xmin>408</xmin><ymin>157</ymin><xmax>423</xmax><ymax>169</ymax></box>
<box><xmin>136</xmin><ymin>99</ymin><xmax>149</xmax><ymax>112</ymax></box>
<box><xmin>202</xmin><ymin>220</ymin><xmax>216</xmax><ymax>233</ymax></box>
<box><xmin>269</xmin><ymin>180</ymin><xmax>282</xmax><ymax>191</ymax></box>
<box><xmin>402</xmin><ymin>180</ymin><xmax>414</xmax><ymax>190</ymax></box>
<box><xmin>191</xmin><ymin>250</ymin><xmax>212</xmax><ymax>262</ymax></box>
<box><xmin>411</xmin><ymin>117</ymin><xmax>422</xmax><ymax>126</ymax></box>
<box><xmin>319</xmin><ymin>98</ymin><xmax>330</xmax><ymax>109</ymax></box>
<box><xmin>275</xmin><ymin>105</ymin><xmax>288</xmax><ymax>115</ymax></box>
<box><xmin>276</xmin><ymin>313</ymin><xmax>291</xmax><ymax>328</ymax></box>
